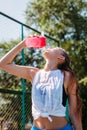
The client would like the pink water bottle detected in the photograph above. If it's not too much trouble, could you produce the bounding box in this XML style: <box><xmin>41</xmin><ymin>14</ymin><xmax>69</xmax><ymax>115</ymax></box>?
<box><xmin>25</xmin><ymin>35</ymin><xmax>46</xmax><ymax>48</ymax></box>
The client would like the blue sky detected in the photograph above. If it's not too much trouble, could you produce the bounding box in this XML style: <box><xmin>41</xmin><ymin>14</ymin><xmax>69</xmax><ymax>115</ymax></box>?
<box><xmin>0</xmin><ymin>0</ymin><xmax>30</xmax><ymax>42</ymax></box>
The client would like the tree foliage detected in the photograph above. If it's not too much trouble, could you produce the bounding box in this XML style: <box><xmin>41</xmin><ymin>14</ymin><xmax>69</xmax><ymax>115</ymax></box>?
<box><xmin>25</xmin><ymin>0</ymin><xmax>87</xmax><ymax>39</ymax></box>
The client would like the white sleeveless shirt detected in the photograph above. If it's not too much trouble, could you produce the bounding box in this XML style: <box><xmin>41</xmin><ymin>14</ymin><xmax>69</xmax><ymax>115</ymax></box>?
<box><xmin>32</xmin><ymin>69</ymin><xmax>66</xmax><ymax>122</ymax></box>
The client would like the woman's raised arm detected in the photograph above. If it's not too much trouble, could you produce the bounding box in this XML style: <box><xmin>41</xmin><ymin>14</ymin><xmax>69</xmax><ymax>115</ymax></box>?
<box><xmin>0</xmin><ymin>39</ymin><xmax>39</xmax><ymax>82</ymax></box>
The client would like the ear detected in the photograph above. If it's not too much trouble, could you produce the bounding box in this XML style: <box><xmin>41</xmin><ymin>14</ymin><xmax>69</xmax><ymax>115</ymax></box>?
<box><xmin>57</xmin><ymin>56</ymin><xmax>65</xmax><ymax>61</ymax></box>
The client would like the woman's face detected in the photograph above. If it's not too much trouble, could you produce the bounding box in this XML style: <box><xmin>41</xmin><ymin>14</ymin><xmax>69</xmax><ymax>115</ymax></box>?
<box><xmin>42</xmin><ymin>47</ymin><xmax>65</xmax><ymax>62</ymax></box>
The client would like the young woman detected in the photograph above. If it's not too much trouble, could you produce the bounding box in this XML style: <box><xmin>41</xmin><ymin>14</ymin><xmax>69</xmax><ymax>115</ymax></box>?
<box><xmin>0</xmin><ymin>36</ymin><xmax>82</xmax><ymax>130</ymax></box>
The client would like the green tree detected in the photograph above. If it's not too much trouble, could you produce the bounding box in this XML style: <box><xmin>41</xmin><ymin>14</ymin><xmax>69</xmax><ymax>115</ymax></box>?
<box><xmin>25</xmin><ymin>0</ymin><xmax>87</xmax><ymax>40</ymax></box>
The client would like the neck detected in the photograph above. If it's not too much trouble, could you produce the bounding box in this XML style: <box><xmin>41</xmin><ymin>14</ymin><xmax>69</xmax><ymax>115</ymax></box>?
<box><xmin>44</xmin><ymin>61</ymin><xmax>58</xmax><ymax>71</ymax></box>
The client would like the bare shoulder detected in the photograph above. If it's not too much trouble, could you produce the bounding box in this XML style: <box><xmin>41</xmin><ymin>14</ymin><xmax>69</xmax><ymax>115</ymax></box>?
<box><xmin>64</xmin><ymin>71</ymin><xmax>75</xmax><ymax>94</ymax></box>
<box><xmin>64</xmin><ymin>70</ymin><xmax>76</xmax><ymax>95</ymax></box>
<box><xmin>64</xmin><ymin>71</ymin><xmax>71</xmax><ymax>85</ymax></box>
<box><xmin>26</xmin><ymin>66</ymin><xmax>40</xmax><ymax>82</ymax></box>
<box><xmin>28</xmin><ymin>66</ymin><xmax>39</xmax><ymax>73</ymax></box>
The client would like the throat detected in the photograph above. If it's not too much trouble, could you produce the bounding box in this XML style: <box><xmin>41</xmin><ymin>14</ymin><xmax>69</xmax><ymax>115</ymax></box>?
<box><xmin>44</xmin><ymin>62</ymin><xmax>58</xmax><ymax>71</ymax></box>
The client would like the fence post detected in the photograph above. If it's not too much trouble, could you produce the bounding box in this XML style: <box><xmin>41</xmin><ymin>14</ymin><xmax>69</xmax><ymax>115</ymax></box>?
<box><xmin>21</xmin><ymin>24</ymin><xmax>26</xmax><ymax>130</ymax></box>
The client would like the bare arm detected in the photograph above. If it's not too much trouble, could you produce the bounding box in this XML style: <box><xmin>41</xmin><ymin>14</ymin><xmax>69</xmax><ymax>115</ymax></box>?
<box><xmin>0</xmin><ymin>39</ymin><xmax>39</xmax><ymax>82</ymax></box>
<box><xmin>64</xmin><ymin>71</ymin><xmax>82</xmax><ymax>130</ymax></box>
<box><xmin>68</xmin><ymin>93</ymin><xmax>82</xmax><ymax>130</ymax></box>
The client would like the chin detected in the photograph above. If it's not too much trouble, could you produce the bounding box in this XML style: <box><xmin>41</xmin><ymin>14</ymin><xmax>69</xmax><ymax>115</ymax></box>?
<box><xmin>42</xmin><ymin>51</ymin><xmax>48</xmax><ymax>57</ymax></box>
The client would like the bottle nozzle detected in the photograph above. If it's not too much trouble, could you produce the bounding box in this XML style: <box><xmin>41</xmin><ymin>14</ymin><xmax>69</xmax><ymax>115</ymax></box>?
<box><xmin>41</xmin><ymin>31</ymin><xmax>44</xmax><ymax>36</ymax></box>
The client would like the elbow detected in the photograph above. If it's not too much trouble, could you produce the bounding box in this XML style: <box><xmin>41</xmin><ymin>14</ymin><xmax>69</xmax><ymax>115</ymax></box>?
<box><xmin>0</xmin><ymin>60</ymin><xmax>3</xmax><ymax>68</ymax></box>
<box><xmin>0</xmin><ymin>61</ymin><xmax>5</xmax><ymax>70</ymax></box>
<box><xmin>70</xmin><ymin>110</ymin><xmax>81</xmax><ymax>123</ymax></box>
<box><xmin>0</xmin><ymin>60</ymin><xmax>9</xmax><ymax>70</ymax></box>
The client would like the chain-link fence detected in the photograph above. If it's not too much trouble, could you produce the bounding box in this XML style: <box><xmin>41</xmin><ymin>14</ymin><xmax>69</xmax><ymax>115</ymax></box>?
<box><xmin>0</xmin><ymin>89</ymin><xmax>32</xmax><ymax>130</ymax></box>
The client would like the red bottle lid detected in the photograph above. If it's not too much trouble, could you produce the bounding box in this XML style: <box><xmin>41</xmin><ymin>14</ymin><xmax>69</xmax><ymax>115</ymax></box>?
<box><xmin>25</xmin><ymin>36</ymin><xmax>46</xmax><ymax>48</ymax></box>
